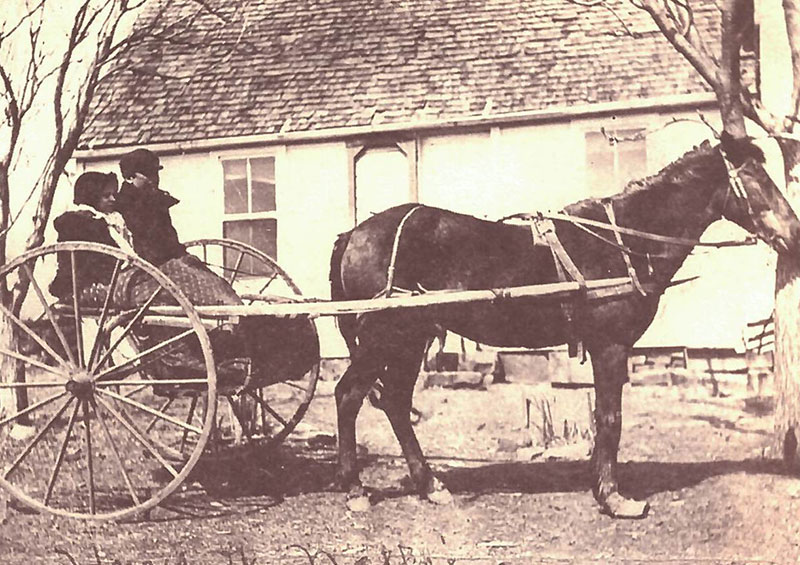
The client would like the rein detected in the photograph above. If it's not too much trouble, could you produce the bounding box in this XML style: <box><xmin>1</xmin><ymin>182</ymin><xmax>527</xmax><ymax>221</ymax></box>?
<box><xmin>501</xmin><ymin>211</ymin><xmax>756</xmax><ymax>250</ymax></box>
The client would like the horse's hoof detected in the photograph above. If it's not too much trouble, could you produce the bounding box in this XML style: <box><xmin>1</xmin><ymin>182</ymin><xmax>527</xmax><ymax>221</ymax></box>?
<box><xmin>345</xmin><ymin>494</ymin><xmax>371</xmax><ymax>512</ymax></box>
<box><xmin>601</xmin><ymin>492</ymin><xmax>650</xmax><ymax>519</ymax></box>
<box><xmin>426</xmin><ymin>478</ymin><xmax>453</xmax><ymax>506</ymax></box>
<box><xmin>345</xmin><ymin>484</ymin><xmax>371</xmax><ymax>512</ymax></box>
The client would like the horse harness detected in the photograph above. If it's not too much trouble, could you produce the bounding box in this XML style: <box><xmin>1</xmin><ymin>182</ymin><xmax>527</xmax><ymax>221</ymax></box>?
<box><xmin>375</xmin><ymin>148</ymin><xmax>755</xmax><ymax>358</ymax></box>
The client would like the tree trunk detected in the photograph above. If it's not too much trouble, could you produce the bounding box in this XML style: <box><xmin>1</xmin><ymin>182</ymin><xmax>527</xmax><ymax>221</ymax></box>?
<box><xmin>0</xmin><ymin>313</ymin><xmax>19</xmax><ymax>422</ymax></box>
<box><xmin>774</xmin><ymin>138</ymin><xmax>800</xmax><ymax>473</ymax></box>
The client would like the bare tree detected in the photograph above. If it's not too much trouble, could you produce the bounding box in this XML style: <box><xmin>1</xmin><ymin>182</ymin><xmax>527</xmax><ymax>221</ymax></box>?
<box><xmin>0</xmin><ymin>0</ymin><xmax>220</xmax><ymax>420</ymax></box>
<box><xmin>572</xmin><ymin>0</ymin><xmax>800</xmax><ymax>471</ymax></box>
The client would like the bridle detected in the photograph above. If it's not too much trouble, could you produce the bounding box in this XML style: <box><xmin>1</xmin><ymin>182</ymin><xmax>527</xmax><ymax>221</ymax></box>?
<box><xmin>717</xmin><ymin>146</ymin><xmax>760</xmax><ymax>228</ymax></box>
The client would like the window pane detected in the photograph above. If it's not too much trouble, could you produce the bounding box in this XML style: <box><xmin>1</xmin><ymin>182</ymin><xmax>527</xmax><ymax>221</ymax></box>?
<box><xmin>251</xmin><ymin>157</ymin><xmax>276</xmax><ymax>213</ymax></box>
<box><xmin>585</xmin><ymin>131</ymin><xmax>615</xmax><ymax>198</ymax></box>
<box><xmin>616</xmin><ymin>131</ymin><xmax>647</xmax><ymax>189</ymax></box>
<box><xmin>223</xmin><ymin>159</ymin><xmax>248</xmax><ymax>214</ymax></box>
<box><xmin>223</xmin><ymin>219</ymin><xmax>278</xmax><ymax>274</ymax></box>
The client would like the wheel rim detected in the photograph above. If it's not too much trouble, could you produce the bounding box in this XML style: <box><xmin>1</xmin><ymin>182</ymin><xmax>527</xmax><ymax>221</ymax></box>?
<box><xmin>183</xmin><ymin>238</ymin><xmax>319</xmax><ymax>446</ymax></box>
<box><xmin>0</xmin><ymin>243</ymin><xmax>217</xmax><ymax>521</ymax></box>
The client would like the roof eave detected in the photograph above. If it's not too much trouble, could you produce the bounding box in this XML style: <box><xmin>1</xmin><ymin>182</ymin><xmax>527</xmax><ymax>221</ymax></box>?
<box><xmin>75</xmin><ymin>92</ymin><xmax>717</xmax><ymax>161</ymax></box>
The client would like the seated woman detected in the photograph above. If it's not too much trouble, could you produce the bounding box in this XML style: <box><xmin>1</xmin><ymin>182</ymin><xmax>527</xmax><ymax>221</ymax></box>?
<box><xmin>50</xmin><ymin>171</ymin><xmax>134</xmax><ymax>300</ymax></box>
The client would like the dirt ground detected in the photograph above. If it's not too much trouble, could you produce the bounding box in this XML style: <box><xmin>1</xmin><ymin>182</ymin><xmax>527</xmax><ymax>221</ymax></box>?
<box><xmin>1</xmin><ymin>378</ymin><xmax>798</xmax><ymax>565</ymax></box>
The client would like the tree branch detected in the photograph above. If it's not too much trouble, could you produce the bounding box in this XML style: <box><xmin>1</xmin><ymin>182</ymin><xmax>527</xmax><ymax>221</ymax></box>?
<box><xmin>0</xmin><ymin>0</ymin><xmax>47</xmax><ymax>43</ymax></box>
<box><xmin>784</xmin><ymin>0</ymin><xmax>800</xmax><ymax>130</ymax></box>
<box><xmin>638</xmin><ymin>0</ymin><xmax>721</xmax><ymax>90</ymax></box>
<box><xmin>717</xmin><ymin>0</ymin><xmax>748</xmax><ymax>136</ymax></box>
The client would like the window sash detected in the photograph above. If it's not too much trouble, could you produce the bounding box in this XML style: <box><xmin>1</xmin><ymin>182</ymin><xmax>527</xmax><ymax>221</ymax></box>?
<box><xmin>221</xmin><ymin>155</ymin><xmax>278</xmax><ymax>263</ymax></box>
<box><xmin>585</xmin><ymin>129</ymin><xmax>646</xmax><ymax>197</ymax></box>
<box><xmin>222</xmin><ymin>156</ymin><xmax>276</xmax><ymax>215</ymax></box>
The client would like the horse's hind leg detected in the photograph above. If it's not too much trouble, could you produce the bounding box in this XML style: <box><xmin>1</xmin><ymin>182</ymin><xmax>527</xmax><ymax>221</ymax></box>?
<box><xmin>380</xmin><ymin>339</ymin><xmax>452</xmax><ymax>505</ymax></box>
<box><xmin>334</xmin><ymin>353</ymin><xmax>381</xmax><ymax>509</ymax></box>
<box><xmin>589</xmin><ymin>342</ymin><xmax>649</xmax><ymax>519</ymax></box>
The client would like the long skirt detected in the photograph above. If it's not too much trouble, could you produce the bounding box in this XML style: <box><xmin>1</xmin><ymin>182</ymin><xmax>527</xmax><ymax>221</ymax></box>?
<box><xmin>78</xmin><ymin>255</ymin><xmax>318</xmax><ymax>390</ymax></box>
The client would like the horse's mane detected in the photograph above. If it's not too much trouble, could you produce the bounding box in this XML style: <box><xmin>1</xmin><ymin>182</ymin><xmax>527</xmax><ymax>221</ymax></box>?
<box><xmin>617</xmin><ymin>135</ymin><xmax>765</xmax><ymax>199</ymax></box>
<box><xmin>616</xmin><ymin>140</ymin><xmax>718</xmax><ymax>197</ymax></box>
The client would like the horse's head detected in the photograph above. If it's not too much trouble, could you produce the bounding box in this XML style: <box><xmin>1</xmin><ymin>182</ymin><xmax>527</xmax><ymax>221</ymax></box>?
<box><xmin>717</xmin><ymin>133</ymin><xmax>800</xmax><ymax>254</ymax></box>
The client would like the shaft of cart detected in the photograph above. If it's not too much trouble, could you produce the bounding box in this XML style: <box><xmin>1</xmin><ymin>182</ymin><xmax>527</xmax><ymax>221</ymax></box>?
<box><xmin>145</xmin><ymin>276</ymin><xmax>641</xmax><ymax>324</ymax></box>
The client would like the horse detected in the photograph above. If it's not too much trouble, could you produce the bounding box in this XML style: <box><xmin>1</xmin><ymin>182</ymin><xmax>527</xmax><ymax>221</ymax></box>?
<box><xmin>328</xmin><ymin>135</ymin><xmax>800</xmax><ymax>519</ymax></box>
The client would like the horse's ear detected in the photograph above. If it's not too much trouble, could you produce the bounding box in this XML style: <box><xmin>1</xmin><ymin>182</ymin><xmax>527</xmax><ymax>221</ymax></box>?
<box><xmin>719</xmin><ymin>131</ymin><xmax>766</xmax><ymax>166</ymax></box>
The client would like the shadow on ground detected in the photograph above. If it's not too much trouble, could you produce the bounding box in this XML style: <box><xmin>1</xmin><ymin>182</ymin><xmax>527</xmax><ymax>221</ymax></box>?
<box><xmin>162</xmin><ymin>437</ymin><xmax>786</xmax><ymax>515</ymax></box>
<box><xmin>439</xmin><ymin>457</ymin><xmax>784</xmax><ymax>500</ymax></box>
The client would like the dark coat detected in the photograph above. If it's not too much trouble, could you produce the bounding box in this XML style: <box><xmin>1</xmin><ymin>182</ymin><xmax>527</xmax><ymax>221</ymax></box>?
<box><xmin>116</xmin><ymin>182</ymin><xmax>185</xmax><ymax>266</ymax></box>
<box><xmin>49</xmin><ymin>211</ymin><xmax>119</xmax><ymax>299</ymax></box>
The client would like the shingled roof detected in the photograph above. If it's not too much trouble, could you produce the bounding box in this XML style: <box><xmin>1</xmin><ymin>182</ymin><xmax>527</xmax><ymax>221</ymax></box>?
<box><xmin>81</xmin><ymin>0</ymin><xmax>719</xmax><ymax>149</ymax></box>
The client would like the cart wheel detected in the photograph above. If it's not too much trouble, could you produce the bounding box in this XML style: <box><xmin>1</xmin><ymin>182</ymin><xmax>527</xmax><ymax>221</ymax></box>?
<box><xmin>0</xmin><ymin>242</ymin><xmax>216</xmax><ymax>521</ymax></box>
<box><xmin>183</xmin><ymin>238</ymin><xmax>319</xmax><ymax>447</ymax></box>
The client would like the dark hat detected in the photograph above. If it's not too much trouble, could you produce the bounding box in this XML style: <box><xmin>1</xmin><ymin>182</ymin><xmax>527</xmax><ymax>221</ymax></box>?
<box><xmin>119</xmin><ymin>148</ymin><xmax>163</xmax><ymax>178</ymax></box>
<box><xmin>74</xmin><ymin>171</ymin><xmax>118</xmax><ymax>206</ymax></box>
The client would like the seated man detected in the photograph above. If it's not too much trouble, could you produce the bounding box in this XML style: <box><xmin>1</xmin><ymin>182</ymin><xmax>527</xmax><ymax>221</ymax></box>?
<box><xmin>116</xmin><ymin>148</ymin><xmax>184</xmax><ymax>266</ymax></box>
<box><xmin>116</xmin><ymin>148</ymin><xmax>239</xmax><ymax>306</ymax></box>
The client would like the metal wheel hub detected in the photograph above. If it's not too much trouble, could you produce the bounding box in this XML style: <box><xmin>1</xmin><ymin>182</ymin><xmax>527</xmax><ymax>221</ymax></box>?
<box><xmin>65</xmin><ymin>371</ymin><xmax>95</xmax><ymax>400</ymax></box>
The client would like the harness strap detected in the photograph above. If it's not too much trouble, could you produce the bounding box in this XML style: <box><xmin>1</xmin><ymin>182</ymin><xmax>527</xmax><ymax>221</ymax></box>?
<box><xmin>506</xmin><ymin>211</ymin><xmax>754</xmax><ymax>248</ymax></box>
<box><xmin>533</xmin><ymin>215</ymin><xmax>586</xmax><ymax>360</ymax></box>
<box><xmin>382</xmin><ymin>205</ymin><xmax>424</xmax><ymax>298</ymax></box>
<box><xmin>602</xmin><ymin>200</ymin><xmax>647</xmax><ymax>296</ymax></box>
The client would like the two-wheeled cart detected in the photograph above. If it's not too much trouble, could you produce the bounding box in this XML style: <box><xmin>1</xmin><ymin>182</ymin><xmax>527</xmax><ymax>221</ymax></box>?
<box><xmin>0</xmin><ymin>241</ymin><xmax>640</xmax><ymax>521</ymax></box>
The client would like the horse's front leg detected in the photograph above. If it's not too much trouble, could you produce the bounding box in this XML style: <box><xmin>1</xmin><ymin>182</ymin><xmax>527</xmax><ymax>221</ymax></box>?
<box><xmin>590</xmin><ymin>342</ymin><xmax>649</xmax><ymax>518</ymax></box>
<box><xmin>334</xmin><ymin>356</ymin><xmax>379</xmax><ymax>511</ymax></box>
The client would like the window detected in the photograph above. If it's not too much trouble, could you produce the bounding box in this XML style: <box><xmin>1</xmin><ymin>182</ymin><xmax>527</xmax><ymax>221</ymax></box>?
<box><xmin>221</xmin><ymin>156</ymin><xmax>277</xmax><ymax>274</ymax></box>
<box><xmin>354</xmin><ymin>146</ymin><xmax>411</xmax><ymax>225</ymax></box>
<box><xmin>585</xmin><ymin>129</ymin><xmax>647</xmax><ymax>198</ymax></box>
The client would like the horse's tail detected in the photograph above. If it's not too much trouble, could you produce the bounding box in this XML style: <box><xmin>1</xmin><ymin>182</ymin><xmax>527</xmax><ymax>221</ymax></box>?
<box><xmin>330</xmin><ymin>229</ymin><xmax>358</xmax><ymax>354</ymax></box>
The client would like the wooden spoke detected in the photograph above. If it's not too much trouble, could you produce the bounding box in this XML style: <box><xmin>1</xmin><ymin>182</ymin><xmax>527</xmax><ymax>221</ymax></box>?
<box><xmin>94</xmin><ymin>396</ymin><xmax>180</xmax><ymax>479</ymax></box>
<box><xmin>103</xmin><ymin>393</ymin><xmax>190</xmax><ymax>460</ymax></box>
<box><xmin>145</xmin><ymin>397</ymin><xmax>175</xmax><ymax>433</ymax></box>
<box><xmin>122</xmin><ymin>383</ymin><xmax>151</xmax><ymax>398</ymax></box>
<box><xmin>87</xmin><ymin>260</ymin><xmax>122</xmax><ymax>371</ymax></box>
<box><xmin>0</xmin><ymin>391</ymin><xmax>68</xmax><ymax>429</ymax></box>
<box><xmin>97</xmin><ymin>378</ymin><xmax>208</xmax><ymax>388</ymax></box>
<box><xmin>97</xmin><ymin>388</ymin><xmax>203</xmax><ymax>435</ymax></box>
<box><xmin>255</xmin><ymin>271</ymin><xmax>280</xmax><ymax>295</ymax></box>
<box><xmin>180</xmin><ymin>396</ymin><xmax>199</xmax><ymax>452</ymax></box>
<box><xmin>0</xmin><ymin>380</ymin><xmax>66</xmax><ymax>389</ymax></box>
<box><xmin>92</xmin><ymin>287</ymin><xmax>163</xmax><ymax>371</ymax></box>
<box><xmin>93</xmin><ymin>397</ymin><xmax>141</xmax><ymax>507</ymax></box>
<box><xmin>81</xmin><ymin>400</ymin><xmax>96</xmax><ymax>514</ymax></box>
<box><xmin>22</xmin><ymin>262</ymin><xmax>77</xmax><ymax>367</ymax></box>
<box><xmin>43</xmin><ymin>401</ymin><xmax>81</xmax><ymax>506</ymax></box>
<box><xmin>69</xmin><ymin>252</ymin><xmax>86</xmax><ymax>369</ymax></box>
<box><xmin>0</xmin><ymin>302</ymin><xmax>68</xmax><ymax>368</ymax></box>
<box><xmin>249</xmin><ymin>393</ymin><xmax>288</xmax><ymax>428</ymax></box>
<box><xmin>95</xmin><ymin>329</ymin><xmax>195</xmax><ymax>381</ymax></box>
<box><xmin>279</xmin><ymin>380</ymin><xmax>307</xmax><ymax>392</ymax></box>
<box><xmin>257</xmin><ymin>389</ymin><xmax>268</xmax><ymax>433</ymax></box>
<box><xmin>226</xmin><ymin>250</ymin><xmax>245</xmax><ymax>286</ymax></box>
<box><xmin>0</xmin><ymin>347</ymin><xmax>65</xmax><ymax>376</ymax></box>
<box><xmin>4</xmin><ymin>397</ymin><xmax>74</xmax><ymax>479</ymax></box>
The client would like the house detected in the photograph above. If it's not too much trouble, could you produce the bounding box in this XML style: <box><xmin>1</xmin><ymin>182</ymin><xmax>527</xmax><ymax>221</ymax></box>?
<box><xmin>71</xmin><ymin>0</ymin><xmax>779</xmax><ymax>359</ymax></box>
